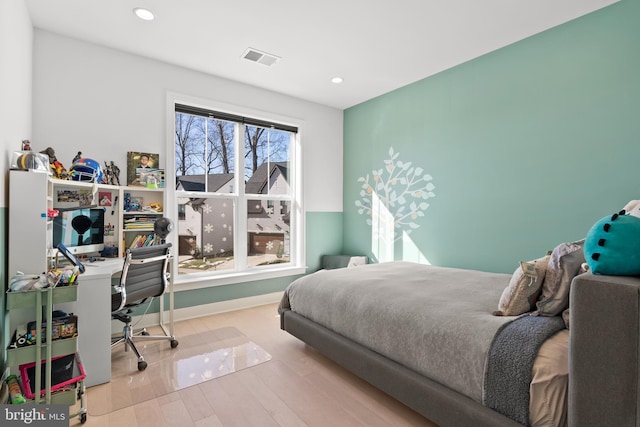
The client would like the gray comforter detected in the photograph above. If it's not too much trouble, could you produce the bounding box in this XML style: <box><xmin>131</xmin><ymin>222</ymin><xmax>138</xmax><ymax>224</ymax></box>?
<box><xmin>279</xmin><ymin>261</ymin><xmax>515</xmax><ymax>403</ymax></box>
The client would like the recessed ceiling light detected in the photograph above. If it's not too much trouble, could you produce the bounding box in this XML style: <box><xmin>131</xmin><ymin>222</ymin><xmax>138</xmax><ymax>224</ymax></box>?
<box><xmin>133</xmin><ymin>8</ymin><xmax>155</xmax><ymax>21</ymax></box>
<box><xmin>331</xmin><ymin>77</ymin><xmax>344</xmax><ymax>84</ymax></box>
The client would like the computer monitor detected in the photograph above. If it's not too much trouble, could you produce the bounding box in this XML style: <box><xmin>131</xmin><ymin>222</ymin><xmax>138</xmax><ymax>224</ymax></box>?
<box><xmin>52</xmin><ymin>208</ymin><xmax>105</xmax><ymax>255</ymax></box>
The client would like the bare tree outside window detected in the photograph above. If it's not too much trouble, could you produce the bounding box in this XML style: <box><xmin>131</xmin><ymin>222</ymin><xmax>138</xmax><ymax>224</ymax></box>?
<box><xmin>175</xmin><ymin>113</ymin><xmax>207</xmax><ymax>176</ymax></box>
<box><xmin>212</xmin><ymin>119</ymin><xmax>234</xmax><ymax>174</ymax></box>
<box><xmin>245</xmin><ymin>126</ymin><xmax>265</xmax><ymax>177</ymax></box>
<box><xmin>196</xmin><ymin>118</ymin><xmax>235</xmax><ymax>176</ymax></box>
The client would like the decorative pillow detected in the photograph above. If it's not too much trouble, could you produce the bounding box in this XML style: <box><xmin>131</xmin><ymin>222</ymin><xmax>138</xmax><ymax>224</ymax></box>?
<box><xmin>493</xmin><ymin>255</ymin><xmax>549</xmax><ymax>316</ymax></box>
<box><xmin>584</xmin><ymin>212</ymin><xmax>640</xmax><ymax>275</ymax></box>
<box><xmin>346</xmin><ymin>256</ymin><xmax>368</xmax><ymax>267</ymax></box>
<box><xmin>322</xmin><ymin>255</ymin><xmax>368</xmax><ymax>270</ymax></box>
<box><xmin>534</xmin><ymin>240</ymin><xmax>585</xmax><ymax>317</ymax></box>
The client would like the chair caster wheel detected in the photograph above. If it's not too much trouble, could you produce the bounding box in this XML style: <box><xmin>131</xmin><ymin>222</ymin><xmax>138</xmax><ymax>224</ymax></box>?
<box><xmin>80</xmin><ymin>413</ymin><xmax>87</xmax><ymax>424</ymax></box>
<box><xmin>138</xmin><ymin>360</ymin><xmax>148</xmax><ymax>371</ymax></box>
<box><xmin>141</xmin><ymin>330</ymin><xmax>150</xmax><ymax>336</ymax></box>
<box><xmin>171</xmin><ymin>339</ymin><xmax>179</xmax><ymax>348</ymax></box>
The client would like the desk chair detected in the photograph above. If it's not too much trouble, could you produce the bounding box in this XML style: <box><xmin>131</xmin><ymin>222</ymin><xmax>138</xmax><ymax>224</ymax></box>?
<box><xmin>111</xmin><ymin>243</ymin><xmax>178</xmax><ymax>371</ymax></box>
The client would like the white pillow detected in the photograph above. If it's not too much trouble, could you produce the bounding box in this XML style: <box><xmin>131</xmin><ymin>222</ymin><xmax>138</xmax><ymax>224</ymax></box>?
<box><xmin>534</xmin><ymin>241</ymin><xmax>585</xmax><ymax>317</ymax></box>
<box><xmin>494</xmin><ymin>255</ymin><xmax>550</xmax><ymax>316</ymax></box>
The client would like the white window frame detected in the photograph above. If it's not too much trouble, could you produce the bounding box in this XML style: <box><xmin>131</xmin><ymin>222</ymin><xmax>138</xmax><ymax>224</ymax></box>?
<box><xmin>166</xmin><ymin>92</ymin><xmax>305</xmax><ymax>289</ymax></box>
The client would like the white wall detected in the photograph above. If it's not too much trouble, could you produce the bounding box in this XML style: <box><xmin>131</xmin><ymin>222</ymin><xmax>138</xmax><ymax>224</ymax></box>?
<box><xmin>0</xmin><ymin>0</ymin><xmax>33</xmax><ymax>207</ymax></box>
<box><xmin>32</xmin><ymin>30</ymin><xmax>343</xmax><ymax>213</ymax></box>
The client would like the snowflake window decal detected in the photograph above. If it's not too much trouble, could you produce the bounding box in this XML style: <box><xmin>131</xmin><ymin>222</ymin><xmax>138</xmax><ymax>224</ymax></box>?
<box><xmin>201</xmin><ymin>203</ymin><xmax>212</xmax><ymax>214</ymax></box>
<box><xmin>355</xmin><ymin>147</ymin><xmax>435</xmax><ymax>242</ymax></box>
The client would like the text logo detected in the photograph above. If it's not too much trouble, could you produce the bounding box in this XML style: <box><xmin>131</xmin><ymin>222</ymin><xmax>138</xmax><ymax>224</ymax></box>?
<box><xmin>1</xmin><ymin>405</ymin><xmax>67</xmax><ymax>426</ymax></box>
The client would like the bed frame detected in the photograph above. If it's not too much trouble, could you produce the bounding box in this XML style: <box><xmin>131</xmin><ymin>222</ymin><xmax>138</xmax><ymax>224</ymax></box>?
<box><xmin>280</xmin><ymin>272</ymin><xmax>640</xmax><ymax>427</ymax></box>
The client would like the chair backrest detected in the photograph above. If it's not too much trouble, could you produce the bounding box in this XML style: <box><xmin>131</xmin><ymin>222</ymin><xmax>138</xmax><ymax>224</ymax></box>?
<box><xmin>113</xmin><ymin>243</ymin><xmax>172</xmax><ymax>312</ymax></box>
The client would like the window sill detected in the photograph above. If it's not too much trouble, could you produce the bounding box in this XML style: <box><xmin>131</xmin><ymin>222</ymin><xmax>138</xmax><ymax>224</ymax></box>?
<box><xmin>173</xmin><ymin>265</ymin><xmax>307</xmax><ymax>291</ymax></box>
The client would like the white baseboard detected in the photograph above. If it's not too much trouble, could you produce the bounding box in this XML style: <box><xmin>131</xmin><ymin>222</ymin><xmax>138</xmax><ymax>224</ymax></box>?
<box><xmin>111</xmin><ymin>291</ymin><xmax>283</xmax><ymax>335</ymax></box>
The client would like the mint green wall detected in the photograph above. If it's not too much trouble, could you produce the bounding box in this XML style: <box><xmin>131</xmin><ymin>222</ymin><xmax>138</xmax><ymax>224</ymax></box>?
<box><xmin>305</xmin><ymin>212</ymin><xmax>345</xmax><ymax>268</ymax></box>
<box><xmin>344</xmin><ymin>1</ymin><xmax>639</xmax><ymax>274</ymax></box>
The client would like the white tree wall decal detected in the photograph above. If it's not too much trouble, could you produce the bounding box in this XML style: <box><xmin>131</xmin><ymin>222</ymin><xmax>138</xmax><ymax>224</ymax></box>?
<box><xmin>355</xmin><ymin>147</ymin><xmax>435</xmax><ymax>242</ymax></box>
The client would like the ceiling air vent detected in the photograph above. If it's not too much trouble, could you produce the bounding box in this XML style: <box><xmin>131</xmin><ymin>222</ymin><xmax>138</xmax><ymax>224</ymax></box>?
<box><xmin>242</xmin><ymin>48</ymin><xmax>281</xmax><ymax>67</ymax></box>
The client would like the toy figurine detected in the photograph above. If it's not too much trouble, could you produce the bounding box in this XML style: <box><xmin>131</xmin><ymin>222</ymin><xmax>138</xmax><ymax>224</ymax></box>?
<box><xmin>130</xmin><ymin>197</ymin><xmax>142</xmax><ymax>211</ymax></box>
<box><xmin>40</xmin><ymin>147</ymin><xmax>68</xmax><ymax>179</ymax></box>
<box><xmin>22</xmin><ymin>139</ymin><xmax>32</xmax><ymax>151</ymax></box>
<box><xmin>103</xmin><ymin>161</ymin><xmax>121</xmax><ymax>186</ymax></box>
<box><xmin>124</xmin><ymin>192</ymin><xmax>131</xmax><ymax>212</ymax></box>
<box><xmin>72</xmin><ymin>151</ymin><xmax>82</xmax><ymax>164</ymax></box>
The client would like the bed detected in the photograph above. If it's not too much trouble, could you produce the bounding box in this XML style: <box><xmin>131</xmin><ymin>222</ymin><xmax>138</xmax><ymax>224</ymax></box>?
<box><xmin>278</xmin><ymin>260</ymin><xmax>640</xmax><ymax>427</ymax></box>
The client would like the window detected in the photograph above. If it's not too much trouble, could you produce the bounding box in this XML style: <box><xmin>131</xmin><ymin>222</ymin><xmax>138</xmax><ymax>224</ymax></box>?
<box><xmin>171</xmin><ymin>100</ymin><xmax>302</xmax><ymax>282</ymax></box>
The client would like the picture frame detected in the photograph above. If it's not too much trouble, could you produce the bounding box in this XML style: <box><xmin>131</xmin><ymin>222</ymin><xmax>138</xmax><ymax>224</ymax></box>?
<box><xmin>55</xmin><ymin>189</ymin><xmax>94</xmax><ymax>209</ymax></box>
<box><xmin>98</xmin><ymin>191</ymin><xmax>112</xmax><ymax>207</ymax></box>
<box><xmin>127</xmin><ymin>151</ymin><xmax>160</xmax><ymax>186</ymax></box>
<box><xmin>138</xmin><ymin>168</ymin><xmax>165</xmax><ymax>188</ymax></box>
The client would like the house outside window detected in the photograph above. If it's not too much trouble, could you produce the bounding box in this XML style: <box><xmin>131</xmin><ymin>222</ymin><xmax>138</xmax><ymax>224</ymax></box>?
<box><xmin>171</xmin><ymin>101</ymin><xmax>301</xmax><ymax>281</ymax></box>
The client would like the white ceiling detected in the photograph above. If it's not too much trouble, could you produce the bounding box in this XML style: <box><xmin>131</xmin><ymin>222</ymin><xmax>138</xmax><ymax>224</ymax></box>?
<box><xmin>25</xmin><ymin>0</ymin><xmax>618</xmax><ymax>110</ymax></box>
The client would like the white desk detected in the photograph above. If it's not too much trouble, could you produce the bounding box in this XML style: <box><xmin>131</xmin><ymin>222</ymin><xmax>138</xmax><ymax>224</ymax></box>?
<box><xmin>58</xmin><ymin>258</ymin><xmax>123</xmax><ymax>387</ymax></box>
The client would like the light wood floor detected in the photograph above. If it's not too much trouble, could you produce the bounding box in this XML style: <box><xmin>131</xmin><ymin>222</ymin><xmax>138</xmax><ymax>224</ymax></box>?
<box><xmin>70</xmin><ymin>302</ymin><xmax>438</xmax><ymax>427</ymax></box>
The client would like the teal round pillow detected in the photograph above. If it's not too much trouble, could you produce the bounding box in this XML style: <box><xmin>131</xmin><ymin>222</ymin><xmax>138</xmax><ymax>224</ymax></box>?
<box><xmin>584</xmin><ymin>212</ymin><xmax>640</xmax><ymax>275</ymax></box>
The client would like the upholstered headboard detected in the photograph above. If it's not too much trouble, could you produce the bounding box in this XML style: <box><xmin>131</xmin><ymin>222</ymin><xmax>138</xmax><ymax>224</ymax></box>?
<box><xmin>569</xmin><ymin>272</ymin><xmax>640</xmax><ymax>427</ymax></box>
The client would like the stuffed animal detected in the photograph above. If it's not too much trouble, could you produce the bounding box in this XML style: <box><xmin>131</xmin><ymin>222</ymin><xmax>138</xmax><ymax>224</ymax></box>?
<box><xmin>584</xmin><ymin>211</ymin><xmax>640</xmax><ymax>275</ymax></box>
<box><xmin>622</xmin><ymin>200</ymin><xmax>640</xmax><ymax>218</ymax></box>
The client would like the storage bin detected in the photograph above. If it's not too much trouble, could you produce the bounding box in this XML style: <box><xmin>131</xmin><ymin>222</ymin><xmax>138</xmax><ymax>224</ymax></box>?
<box><xmin>19</xmin><ymin>353</ymin><xmax>86</xmax><ymax>399</ymax></box>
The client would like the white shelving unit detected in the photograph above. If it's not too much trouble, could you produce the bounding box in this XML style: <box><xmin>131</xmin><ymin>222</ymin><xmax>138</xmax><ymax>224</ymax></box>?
<box><xmin>121</xmin><ymin>187</ymin><xmax>164</xmax><ymax>251</ymax></box>
<box><xmin>8</xmin><ymin>170</ymin><xmax>167</xmax><ymax>265</ymax></box>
